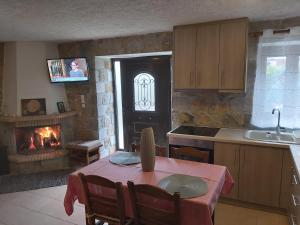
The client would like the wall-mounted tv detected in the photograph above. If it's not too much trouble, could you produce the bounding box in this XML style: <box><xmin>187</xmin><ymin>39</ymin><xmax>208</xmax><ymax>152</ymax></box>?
<box><xmin>47</xmin><ymin>58</ymin><xmax>89</xmax><ymax>83</ymax></box>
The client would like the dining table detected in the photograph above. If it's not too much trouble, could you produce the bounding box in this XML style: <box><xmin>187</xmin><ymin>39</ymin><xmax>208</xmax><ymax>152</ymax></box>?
<box><xmin>64</xmin><ymin>152</ymin><xmax>234</xmax><ymax>225</ymax></box>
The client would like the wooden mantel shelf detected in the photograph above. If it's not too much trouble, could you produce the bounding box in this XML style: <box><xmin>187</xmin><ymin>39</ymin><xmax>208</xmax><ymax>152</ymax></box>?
<box><xmin>0</xmin><ymin>111</ymin><xmax>79</xmax><ymax>123</ymax></box>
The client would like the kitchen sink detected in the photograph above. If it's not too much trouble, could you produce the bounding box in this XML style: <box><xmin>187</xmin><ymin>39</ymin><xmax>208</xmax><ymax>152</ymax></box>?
<box><xmin>245</xmin><ymin>130</ymin><xmax>296</xmax><ymax>144</ymax></box>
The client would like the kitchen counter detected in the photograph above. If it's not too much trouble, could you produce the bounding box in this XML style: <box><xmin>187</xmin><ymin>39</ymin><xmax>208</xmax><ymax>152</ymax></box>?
<box><xmin>168</xmin><ymin>126</ymin><xmax>300</xmax><ymax>178</ymax></box>
<box><xmin>167</xmin><ymin>127</ymin><xmax>290</xmax><ymax>149</ymax></box>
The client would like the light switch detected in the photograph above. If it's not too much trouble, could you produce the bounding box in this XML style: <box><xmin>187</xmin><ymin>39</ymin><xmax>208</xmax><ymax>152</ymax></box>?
<box><xmin>80</xmin><ymin>95</ymin><xmax>85</xmax><ymax>103</ymax></box>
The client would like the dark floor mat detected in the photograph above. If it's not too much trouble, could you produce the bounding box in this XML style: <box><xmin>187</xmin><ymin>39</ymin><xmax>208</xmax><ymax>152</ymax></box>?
<box><xmin>0</xmin><ymin>169</ymin><xmax>73</xmax><ymax>194</ymax></box>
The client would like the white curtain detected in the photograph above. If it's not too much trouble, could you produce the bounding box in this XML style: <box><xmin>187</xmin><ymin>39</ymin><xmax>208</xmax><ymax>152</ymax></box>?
<box><xmin>251</xmin><ymin>27</ymin><xmax>300</xmax><ymax>129</ymax></box>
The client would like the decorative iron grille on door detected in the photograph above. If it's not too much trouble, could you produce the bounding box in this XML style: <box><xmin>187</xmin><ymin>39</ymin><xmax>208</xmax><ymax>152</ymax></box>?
<box><xmin>134</xmin><ymin>73</ymin><xmax>155</xmax><ymax>111</ymax></box>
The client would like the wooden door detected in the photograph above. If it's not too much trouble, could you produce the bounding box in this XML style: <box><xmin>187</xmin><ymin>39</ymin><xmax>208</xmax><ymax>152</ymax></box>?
<box><xmin>214</xmin><ymin>142</ymin><xmax>240</xmax><ymax>199</ymax></box>
<box><xmin>196</xmin><ymin>23</ymin><xmax>219</xmax><ymax>89</ymax></box>
<box><xmin>120</xmin><ymin>56</ymin><xmax>171</xmax><ymax>150</ymax></box>
<box><xmin>219</xmin><ymin>19</ymin><xmax>247</xmax><ymax>90</ymax></box>
<box><xmin>173</xmin><ymin>27</ymin><xmax>196</xmax><ymax>89</ymax></box>
<box><xmin>280</xmin><ymin>150</ymin><xmax>293</xmax><ymax>209</ymax></box>
<box><xmin>239</xmin><ymin>145</ymin><xmax>283</xmax><ymax>207</ymax></box>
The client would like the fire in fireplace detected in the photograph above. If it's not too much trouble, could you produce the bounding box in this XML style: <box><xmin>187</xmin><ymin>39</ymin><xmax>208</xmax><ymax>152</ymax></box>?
<box><xmin>15</xmin><ymin>125</ymin><xmax>62</xmax><ymax>154</ymax></box>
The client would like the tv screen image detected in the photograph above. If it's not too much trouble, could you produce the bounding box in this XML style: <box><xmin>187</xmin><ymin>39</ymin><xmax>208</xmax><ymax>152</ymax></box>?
<box><xmin>47</xmin><ymin>58</ymin><xmax>89</xmax><ymax>83</ymax></box>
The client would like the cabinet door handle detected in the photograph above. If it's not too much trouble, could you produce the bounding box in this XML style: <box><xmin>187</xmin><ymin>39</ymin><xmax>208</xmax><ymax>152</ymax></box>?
<box><xmin>234</xmin><ymin>149</ymin><xmax>237</xmax><ymax>166</ymax></box>
<box><xmin>196</xmin><ymin>72</ymin><xmax>200</xmax><ymax>86</ymax></box>
<box><xmin>243</xmin><ymin>150</ymin><xmax>246</xmax><ymax>168</ymax></box>
<box><xmin>291</xmin><ymin>214</ymin><xmax>298</xmax><ymax>225</ymax></box>
<box><xmin>190</xmin><ymin>72</ymin><xmax>193</xmax><ymax>87</ymax></box>
<box><xmin>292</xmin><ymin>194</ymin><xmax>300</xmax><ymax>207</ymax></box>
<box><xmin>292</xmin><ymin>174</ymin><xmax>299</xmax><ymax>185</ymax></box>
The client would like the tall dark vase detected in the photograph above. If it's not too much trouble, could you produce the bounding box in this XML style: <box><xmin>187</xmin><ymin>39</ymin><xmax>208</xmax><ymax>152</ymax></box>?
<box><xmin>140</xmin><ymin>127</ymin><xmax>155</xmax><ymax>172</ymax></box>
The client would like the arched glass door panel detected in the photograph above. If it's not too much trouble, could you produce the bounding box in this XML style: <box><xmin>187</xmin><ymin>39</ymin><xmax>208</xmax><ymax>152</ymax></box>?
<box><xmin>134</xmin><ymin>73</ymin><xmax>155</xmax><ymax>111</ymax></box>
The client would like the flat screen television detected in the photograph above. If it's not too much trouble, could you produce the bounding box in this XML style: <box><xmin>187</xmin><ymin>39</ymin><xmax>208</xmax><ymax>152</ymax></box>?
<box><xmin>47</xmin><ymin>58</ymin><xmax>89</xmax><ymax>83</ymax></box>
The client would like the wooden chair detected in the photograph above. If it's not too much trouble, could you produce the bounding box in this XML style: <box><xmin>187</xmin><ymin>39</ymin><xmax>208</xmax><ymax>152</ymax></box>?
<box><xmin>127</xmin><ymin>181</ymin><xmax>181</xmax><ymax>225</ymax></box>
<box><xmin>170</xmin><ymin>146</ymin><xmax>209</xmax><ymax>163</ymax></box>
<box><xmin>78</xmin><ymin>173</ymin><xmax>133</xmax><ymax>225</ymax></box>
<box><xmin>131</xmin><ymin>143</ymin><xmax>168</xmax><ymax>157</ymax></box>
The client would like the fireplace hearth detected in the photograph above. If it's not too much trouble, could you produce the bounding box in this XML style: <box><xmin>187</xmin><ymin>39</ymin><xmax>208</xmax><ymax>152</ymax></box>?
<box><xmin>15</xmin><ymin>125</ymin><xmax>62</xmax><ymax>155</ymax></box>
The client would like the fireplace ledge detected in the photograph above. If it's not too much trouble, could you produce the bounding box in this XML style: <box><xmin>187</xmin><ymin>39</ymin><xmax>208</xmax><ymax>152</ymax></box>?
<box><xmin>8</xmin><ymin>149</ymin><xmax>68</xmax><ymax>163</ymax></box>
<box><xmin>0</xmin><ymin>111</ymin><xmax>78</xmax><ymax>123</ymax></box>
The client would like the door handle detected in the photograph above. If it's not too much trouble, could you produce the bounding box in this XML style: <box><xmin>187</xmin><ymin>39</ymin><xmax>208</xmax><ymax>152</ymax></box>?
<box><xmin>292</xmin><ymin>174</ymin><xmax>299</xmax><ymax>185</ymax></box>
<box><xmin>241</xmin><ymin>150</ymin><xmax>246</xmax><ymax>168</ymax></box>
<box><xmin>234</xmin><ymin>149</ymin><xmax>237</xmax><ymax>166</ymax></box>
<box><xmin>190</xmin><ymin>72</ymin><xmax>194</xmax><ymax>87</ymax></box>
<box><xmin>291</xmin><ymin>214</ymin><xmax>298</xmax><ymax>225</ymax></box>
<box><xmin>292</xmin><ymin>194</ymin><xmax>300</xmax><ymax>207</ymax></box>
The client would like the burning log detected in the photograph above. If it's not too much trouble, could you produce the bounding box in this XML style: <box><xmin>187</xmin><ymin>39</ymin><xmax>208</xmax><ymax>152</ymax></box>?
<box><xmin>33</xmin><ymin>132</ymin><xmax>43</xmax><ymax>150</ymax></box>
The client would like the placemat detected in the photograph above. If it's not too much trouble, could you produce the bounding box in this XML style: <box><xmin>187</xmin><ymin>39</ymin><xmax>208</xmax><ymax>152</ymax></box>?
<box><xmin>158</xmin><ymin>174</ymin><xmax>208</xmax><ymax>198</ymax></box>
<box><xmin>109</xmin><ymin>152</ymin><xmax>141</xmax><ymax>165</ymax></box>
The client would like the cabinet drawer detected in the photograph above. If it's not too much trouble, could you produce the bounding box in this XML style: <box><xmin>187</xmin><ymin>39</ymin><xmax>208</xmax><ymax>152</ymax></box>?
<box><xmin>291</xmin><ymin>170</ymin><xmax>300</xmax><ymax>224</ymax></box>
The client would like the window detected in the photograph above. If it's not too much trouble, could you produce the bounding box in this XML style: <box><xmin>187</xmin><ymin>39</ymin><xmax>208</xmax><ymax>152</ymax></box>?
<box><xmin>134</xmin><ymin>73</ymin><xmax>155</xmax><ymax>111</ymax></box>
<box><xmin>251</xmin><ymin>28</ymin><xmax>300</xmax><ymax>129</ymax></box>
<box><xmin>113</xmin><ymin>61</ymin><xmax>124</xmax><ymax>149</ymax></box>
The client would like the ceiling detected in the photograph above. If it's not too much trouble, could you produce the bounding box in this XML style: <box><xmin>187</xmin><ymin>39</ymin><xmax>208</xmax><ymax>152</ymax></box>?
<box><xmin>0</xmin><ymin>0</ymin><xmax>300</xmax><ymax>42</ymax></box>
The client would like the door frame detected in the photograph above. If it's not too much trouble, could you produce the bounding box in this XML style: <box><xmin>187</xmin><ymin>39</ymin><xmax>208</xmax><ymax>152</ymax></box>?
<box><xmin>111</xmin><ymin>56</ymin><xmax>172</xmax><ymax>151</ymax></box>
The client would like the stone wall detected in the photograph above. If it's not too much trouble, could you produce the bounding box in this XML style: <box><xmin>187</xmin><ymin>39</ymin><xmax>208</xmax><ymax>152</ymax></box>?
<box><xmin>0</xmin><ymin>43</ymin><xmax>3</xmax><ymax>114</ymax></box>
<box><xmin>58</xmin><ymin>32</ymin><xmax>172</xmax><ymax>150</ymax></box>
<box><xmin>95</xmin><ymin>58</ymin><xmax>115</xmax><ymax>156</ymax></box>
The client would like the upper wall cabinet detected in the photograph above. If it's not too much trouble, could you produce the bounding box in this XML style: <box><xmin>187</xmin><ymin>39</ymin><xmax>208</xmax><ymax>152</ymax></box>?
<box><xmin>173</xmin><ymin>18</ymin><xmax>248</xmax><ymax>92</ymax></box>
<box><xmin>219</xmin><ymin>20</ymin><xmax>248</xmax><ymax>90</ymax></box>
<box><xmin>173</xmin><ymin>27</ymin><xmax>197</xmax><ymax>89</ymax></box>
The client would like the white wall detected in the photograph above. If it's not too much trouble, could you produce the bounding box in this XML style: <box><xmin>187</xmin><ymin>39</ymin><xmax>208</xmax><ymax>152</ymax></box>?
<box><xmin>2</xmin><ymin>42</ymin><xmax>18</xmax><ymax>114</ymax></box>
<box><xmin>2</xmin><ymin>41</ymin><xmax>68</xmax><ymax>115</ymax></box>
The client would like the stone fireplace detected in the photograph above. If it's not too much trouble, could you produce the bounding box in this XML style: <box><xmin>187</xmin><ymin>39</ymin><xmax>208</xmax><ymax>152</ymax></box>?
<box><xmin>15</xmin><ymin>125</ymin><xmax>62</xmax><ymax>155</ymax></box>
<box><xmin>0</xmin><ymin>112</ymin><xmax>76</xmax><ymax>174</ymax></box>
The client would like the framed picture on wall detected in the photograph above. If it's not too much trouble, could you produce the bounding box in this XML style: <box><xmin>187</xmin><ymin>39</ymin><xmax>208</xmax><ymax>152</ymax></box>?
<box><xmin>57</xmin><ymin>102</ymin><xmax>65</xmax><ymax>113</ymax></box>
<box><xmin>21</xmin><ymin>98</ymin><xmax>46</xmax><ymax>116</ymax></box>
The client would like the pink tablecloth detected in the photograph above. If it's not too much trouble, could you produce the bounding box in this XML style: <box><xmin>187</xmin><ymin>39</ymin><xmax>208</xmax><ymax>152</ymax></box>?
<box><xmin>64</xmin><ymin>155</ymin><xmax>234</xmax><ymax>225</ymax></box>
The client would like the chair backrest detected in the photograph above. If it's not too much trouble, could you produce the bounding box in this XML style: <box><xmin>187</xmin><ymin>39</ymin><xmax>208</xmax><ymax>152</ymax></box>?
<box><xmin>78</xmin><ymin>173</ymin><xmax>126</xmax><ymax>225</ymax></box>
<box><xmin>171</xmin><ymin>147</ymin><xmax>209</xmax><ymax>163</ymax></box>
<box><xmin>131</xmin><ymin>143</ymin><xmax>168</xmax><ymax>157</ymax></box>
<box><xmin>127</xmin><ymin>181</ymin><xmax>180</xmax><ymax>225</ymax></box>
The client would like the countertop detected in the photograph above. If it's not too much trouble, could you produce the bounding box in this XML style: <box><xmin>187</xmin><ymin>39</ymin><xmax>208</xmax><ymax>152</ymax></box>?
<box><xmin>168</xmin><ymin>126</ymin><xmax>300</xmax><ymax>176</ymax></box>
<box><xmin>167</xmin><ymin>127</ymin><xmax>290</xmax><ymax>148</ymax></box>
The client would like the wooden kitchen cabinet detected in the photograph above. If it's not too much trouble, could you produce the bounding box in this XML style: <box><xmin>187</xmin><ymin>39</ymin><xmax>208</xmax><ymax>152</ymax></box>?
<box><xmin>280</xmin><ymin>150</ymin><xmax>293</xmax><ymax>209</ymax></box>
<box><xmin>239</xmin><ymin>145</ymin><xmax>284</xmax><ymax>207</ymax></box>
<box><xmin>173</xmin><ymin>18</ymin><xmax>248</xmax><ymax>91</ymax></box>
<box><xmin>195</xmin><ymin>23</ymin><xmax>220</xmax><ymax>89</ymax></box>
<box><xmin>219</xmin><ymin>20</ymin><xmax>248</xmax><ymax>90</ymax></box>
<box><xmin>214</xmin><ymin>142</ymin><xmax>240</xmax><ymax>199</ymax></box>
<box><xmin>173</xmin><ymin>26</ymin><xmax>196</xmax><ymax>89</ymax></box>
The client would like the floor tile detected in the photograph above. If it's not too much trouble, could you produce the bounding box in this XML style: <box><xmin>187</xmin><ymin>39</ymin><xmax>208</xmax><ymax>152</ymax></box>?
<box><xmin>215</xmin><ymin>203</ymin><xmax>289</xmax><ymax>225</ymax></box>
<box><xmin>0</xmin><ymin>202</ymin><xmax>74</xmax><ymax>225</ymax></box>
<box><xmin>0</xmin><ymin>186</ymin><xmax>290</xmax><ymax>225</ymax></box>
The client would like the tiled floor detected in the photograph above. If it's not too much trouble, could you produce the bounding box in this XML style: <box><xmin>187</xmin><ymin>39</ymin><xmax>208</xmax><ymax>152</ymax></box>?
<box><xmin>0</xmin><ymin>185</ymin><xmax>289</xmax><ymax>225</ymax></box>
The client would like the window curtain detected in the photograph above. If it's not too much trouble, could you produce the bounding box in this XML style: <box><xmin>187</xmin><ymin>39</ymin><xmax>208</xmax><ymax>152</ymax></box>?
<box><xmin>251</xmin><ymin>27</ymin><xmax>300</xmax><ymax>129</ymax></box>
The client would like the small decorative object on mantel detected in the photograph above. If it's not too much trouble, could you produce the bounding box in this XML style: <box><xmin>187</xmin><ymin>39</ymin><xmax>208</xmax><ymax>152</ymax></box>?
<box><xmin>140</xmin><ymin>127</ymin><xmax>156</xmax><ymax>172</ymax></box>
<box><xmin>57</xmin><ymin>102</ymin><xmax>65</xmax><ymax>113</ymax></box>
<box><xmin>21</xmin><ymin>98</ymin><xmax>46</xmax><ymax>116</ymax></box>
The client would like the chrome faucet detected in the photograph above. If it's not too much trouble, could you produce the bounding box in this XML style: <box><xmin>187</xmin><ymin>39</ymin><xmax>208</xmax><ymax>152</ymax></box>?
<box><xmin>272</xmin><ymin>108</ymin><xmax>281</xmax><ymax>135</ymax></box>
